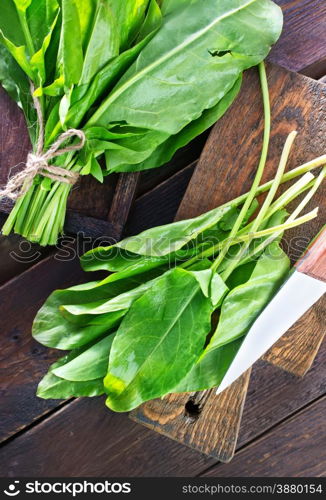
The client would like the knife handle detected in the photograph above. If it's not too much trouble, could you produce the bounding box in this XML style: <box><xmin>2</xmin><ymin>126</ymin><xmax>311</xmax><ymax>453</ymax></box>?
<box><xmin>295</xmin><ymin>226</ymin><xmax>326</xmax><ymax>282</ymax></box>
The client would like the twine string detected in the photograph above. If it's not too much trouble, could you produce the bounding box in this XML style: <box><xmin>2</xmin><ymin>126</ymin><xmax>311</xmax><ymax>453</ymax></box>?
<box><xmin>0</xmin><ymin>83</ymin><xmax>86</xmax><ymax>200</ymax></box>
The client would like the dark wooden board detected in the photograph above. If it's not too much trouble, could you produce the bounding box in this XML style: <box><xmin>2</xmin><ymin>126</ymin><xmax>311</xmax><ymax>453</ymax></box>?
<box><xmin>0</xmin><ymin>248</ymin><xmax>96</xmax><ymax>442</ymax></box>
<box><xmin>125</xmin><ymin>162</ymin><xmax>196</xmax><ymax>236</ymax></box>
<box><xmin>0</xmin><ymin>232</ymin><xmax>50</xmax><ymax>286</ymax></box>
<box><xmin>0</xmin><ymin>88</ymin><xmax>30</xmax><ymax>189</ymax></box>
<box><xmin>137</xmin><ymin>135</ymin><xmax>209</xmax><ymax>198</ymax></box>
<box><xmin>236</xmin><ymin>342</ymin><xmax>326</xmax><ymax>447</ymax></box>
<box><xmin>131</xmin><ymin>372</ymin><xmax>251</xmax><ymax>463</ymax></box>
<box><xmin>0</xmin><ymin>200</ymin><xmax>122</xmax><ymax>241</ymax></box>
<box><xmin>202</xmin><ymin>396</ymin><xmax>326</xmax><ymax>478</ymax></box>
<box><xmin>1</xmin><ymin>339</ymin><xmax>324</xmax><ymax>477</ymax></box>
<box><xmin>269</xmin><ymin>0</ymin><xmax>326</xmax><ymax>77</ymax></box>
<box><xmin>107</xmin><ymin>173</ymin><xmax>140</xmax><ymax>237</ymax></box>
<box><xmin>131</xmin><ymin>63</ymin><xmax>326</xmax><ymax>461</ymax></box>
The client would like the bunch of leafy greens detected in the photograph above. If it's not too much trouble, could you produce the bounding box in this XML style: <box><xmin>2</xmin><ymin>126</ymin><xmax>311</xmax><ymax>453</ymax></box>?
<box><xmin>33</xmin><ymin>161</ymin><xmax>324</xmax><ymax>410</ymax></box>
<box><xmin>1</xmin><ymin>0</ymin><xmax>283</xmax><ymax>245</ymax></box>
<box><xmin>33</xmin><ymin>64</ymin><xmax>325</xmax><ymax>410</ymax></box>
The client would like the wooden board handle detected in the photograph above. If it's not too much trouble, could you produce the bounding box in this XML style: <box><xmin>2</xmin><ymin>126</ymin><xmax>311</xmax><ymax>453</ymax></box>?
<box><xmin>296</xmin><ymin>227</ymin><xmax>326</xmax><ymax>282</ymax></box>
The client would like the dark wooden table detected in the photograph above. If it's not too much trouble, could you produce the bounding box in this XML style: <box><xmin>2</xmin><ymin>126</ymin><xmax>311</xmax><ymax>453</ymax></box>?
<box><xmin>0</xmin><ymin>0</ymin><xmax>325</xmax><ymax>477</ymax></box>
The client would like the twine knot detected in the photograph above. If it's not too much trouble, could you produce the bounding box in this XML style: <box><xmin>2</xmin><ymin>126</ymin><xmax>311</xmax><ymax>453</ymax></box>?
<box><xmin>0</xmin><ymin>83</ymin><xmax>86</xmax><ymax>201</ymax></box>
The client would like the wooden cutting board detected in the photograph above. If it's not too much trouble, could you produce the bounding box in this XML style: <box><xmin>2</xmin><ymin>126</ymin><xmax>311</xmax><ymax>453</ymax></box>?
<box><xmin>130</xmin><ymin>63</ymin><xmax>326</xmax><ymax>462</ymax></box>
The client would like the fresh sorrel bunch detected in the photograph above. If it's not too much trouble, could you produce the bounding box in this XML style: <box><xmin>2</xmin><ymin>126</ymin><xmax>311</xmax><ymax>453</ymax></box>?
<box><xmin>0</xmin><ymin>0</ymin><xmax>283</xmax><ymax>245</ymax></box>
<box><xmin>32</xmin><ymin>64</ymin><xmax>325</xmax><ymax>411</ymax></box>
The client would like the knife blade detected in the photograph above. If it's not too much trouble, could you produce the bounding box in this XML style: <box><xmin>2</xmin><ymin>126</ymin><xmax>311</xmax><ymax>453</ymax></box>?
<box><xmin>217</xmin><ymin>227</ymin><xmax>326</xmax><ymax>394</ymax></box>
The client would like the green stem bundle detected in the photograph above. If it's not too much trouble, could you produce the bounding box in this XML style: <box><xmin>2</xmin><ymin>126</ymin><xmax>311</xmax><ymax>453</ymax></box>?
<box><xmin>211</xmin><ymin>62</ymin><xmax>271</xmax><ymax>273</ymax></box>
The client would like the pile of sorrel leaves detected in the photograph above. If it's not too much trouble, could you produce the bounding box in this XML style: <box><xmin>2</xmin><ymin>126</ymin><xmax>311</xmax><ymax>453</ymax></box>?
<box><xmin>33</xmin><ymin>111</ymin><xmax>326</xmax><ymax>411</ymax></box>
<box><xmin>0</xmin><ymin>0</ymin><xmax>283</xmax><ymax>245</ymax></box>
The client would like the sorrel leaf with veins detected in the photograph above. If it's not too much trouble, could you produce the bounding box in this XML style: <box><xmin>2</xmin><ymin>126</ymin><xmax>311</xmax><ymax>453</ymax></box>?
<box><xmin>104</xmin><ymin>268</ymin><xmax>217</xmax><ymax>412</ymax></box>
<box><xmin>174</xmin><ymin>241</ymin><xmax>290</xmax><ymax>392</ymax></box>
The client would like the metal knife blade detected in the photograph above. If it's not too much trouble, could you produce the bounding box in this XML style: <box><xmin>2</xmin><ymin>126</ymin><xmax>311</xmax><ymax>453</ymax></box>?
<box><xmin>216</xmin><ymin>270</ymin><xmax>326</xmax><ymax>394</ymax></box>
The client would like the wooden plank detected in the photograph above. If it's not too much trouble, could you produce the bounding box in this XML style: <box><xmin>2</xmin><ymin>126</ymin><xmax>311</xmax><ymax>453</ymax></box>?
<box><xmin>0</xmin><ymin>89</ymin><xmax>30</xmax><ymax>188</ymax></box>
<box><xmin>107</xmin><ymin>173</ymin><xmax>140</xmax><ymax>237</ymax></box>
<box><xmin>295</xmin><ymin>226</ymin><xmax>326</xmax><ymax>281</ymax></box>
<box><xmin>125</xmin><ymin>162</ymin><xmax>196</xmax><ymax>236</ymax></box>
<box><xmin>64</xmin><ymin>211</ymin><xmax>120</xmax><ymax>241</ymax></box>
<box><xmin>0</xmin><ymin>398</ymin><xmax>213</xmax><ymax>478</ymax></box>
<box><xmin>138</xmin><ymin>135</ymin><xmax>208</xmax><ymax>197</ymax></box>
<box><xmin>269</xmin><ymin>0</ymin><xmax>326</xmax><ymax>75</ymax></box>
<box><xmin>0</xmin><ymin>232</ymin><xmax>49</xmax><ymax>287</ymax></box>
<box><xmin>1</xmin><ymin>339</ymin><xmax>324</xmax><ymax>477</ymax></box>
<box><xmin>131</xmin><ymin>373</ymin><xmax>251</xmax><ymax>463</ymax></box>
<box><xmin>237</xmin><ymin>342</ymin><xmax>326</xmax><ymax>446</ymax></box>
<box><xmin>0</xmin><ymin>249</ymin><xmax>96</xmax><ymax>442</ymax></box>
<box><xmin>202</xmin><ymin>396</ymin><xmax>326</xmax><ymax>477</ymax></box>
<box><xmin>131</xmin><ymin>63</ymin><xmax>326</xmax><ymax>462</ymax></box>
<box><xmin>66</xmin><ymin>173</ymin><xmax>117</xmax><ymax>221</ymax></box>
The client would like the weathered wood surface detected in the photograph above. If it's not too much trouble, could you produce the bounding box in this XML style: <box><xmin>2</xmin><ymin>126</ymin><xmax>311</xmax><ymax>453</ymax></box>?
<box><xmin>131</xmin><ymin>372</ymin><xmax>251</xmax><ymax>463</ymax></box>
<box><xmin>0</xmin><ymin>87</ymin><xmax>30</xmax><ymax>190</ymax></box>
<box><xmin>0</xmin><ymin>0</ymin><xmax>325</xmax><ymax>478</ymax></box>
<box><xmin>125</xmin><ymin>162</ymin><xmax>196</xmax><ymax>236</ymax></box>
<box><xmin>0</xmin><ymin>248</ymin><xmax>96</xmax><ymax>442</ymax></box>
<box><xmin>131</xmin><ymin>63</ymin><xmax>326</xmax><ymax>461</ymax></box>
<box><xmin>1</xmin><ymin>340</ymin><xmax>324</xmax><ymax>477</ymax></box>
<box><xmin>107</xmin><ymin>173</ymin><xmax>140</xmax><ymax>237</ymax></box>
<box><xmin>202</xmin><ymin>396</ymin><xmax>326</xmax><ymax>478</ymax></box>
<box><xmin>269</xmin><ymin>0</ymin><xmax>326</xmax><ymax>76</ymax></box>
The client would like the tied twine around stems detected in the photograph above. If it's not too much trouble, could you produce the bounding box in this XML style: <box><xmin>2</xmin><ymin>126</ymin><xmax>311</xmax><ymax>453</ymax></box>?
<box><xmin>0</xmin><ymin>83</ymin><xmax>86</xmax><ymax>201</ymax></box>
